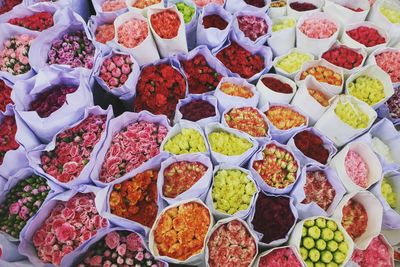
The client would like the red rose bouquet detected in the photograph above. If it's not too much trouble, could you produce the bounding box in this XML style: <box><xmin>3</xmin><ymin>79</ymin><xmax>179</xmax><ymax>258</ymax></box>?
<box><xmin>346</xmin><ymin>26</ymin><xmax>386</xmax><ymax>48</ymax></box>
<box><xmin>150</xmin><ymin>10</ymin><xmax>181</xmax><ymax>39</ymax></box>
<box><xmin>8</xmin><ymin>12</ymin><xmax>54</xmax><ymax>31</ymax></box>
<box><xmin>0</xmin><ymin>116</ymin><xmax>19</xmax><ymax>165</ymax></box>
<box><xmin>0</xmin><ymin>79</ymin><xmax>13</xmax><ymax>112</ymax></box>
<box><xmin>98</xmin><ymin>53</ymin><xmax>134</xmax><ymax>89</ymax></box>
<box><xmin>292</xmin><ymin>129</ymin><xmax>330</xmax><ymax>164</ymax></box>
<box><xmin>322</xmin><ymin>45</ymin><xmax>364</xmax><ymax>70</ymax></box>
<box><xmin>203</xmin><ymin>14</ymin><xmax>229</xmax><ymax>30</ymax></box>
<box><xmin>0</xmin><ymin>0</ymin><xmax>22</xmax><ymax>15</ymax></box>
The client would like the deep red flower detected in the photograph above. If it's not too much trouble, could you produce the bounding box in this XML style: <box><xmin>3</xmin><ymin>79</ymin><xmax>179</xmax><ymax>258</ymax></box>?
<box><xmin>0</xmin><ymin>116</ymin><xmax>19</xmax><ymax>165</ymax></box>
<box><xmin>346</xmin><ymin>26</ymin><xmax>386</xmax><ymax>47</ymax></box>
<box><xmin>322</xmin><ymin>46</ymin><xmax>364</xmax><ymax>70</ymax></box>
<box><xmin>150</xmin><ymin>10</ymin><xmax>180</xmax><ymax>39</ymax></box>
<box><xmin>289</xmin><ymin>2</ymin><xmax>317</xmax><ymax>11</ymax></box>
<box><xmin>202</xmin><ymin>14</ymin><xmax>228</xmax><ymax>30</ymax></box>
<box><xmin>244</xmin><ymin>0</ymin><xmax>265</xmax><ymax>7</ymax></box>
<box><xmin>261</xmin><ymin>77</ymin><xmax>292</xmax><ymax>94</ymax></box>
<box><xmin>0</xmin><ymin>0</ymin><xmax>22</xmax><ymax>15</ymax></box>
<box><xmin>293</xmin><ymin>130</ymin><xmax>329</xmax><ymax>164</ymax></box>
<box><xmin>179</xmin><ymin>99</ymin><xmax>216</xmax><ymax>121</ymax></box>
<box><xmin>8</xmin><ymin>12</ymin><xmax>54</xmax><ymax>31</ymax></box>
<box><xmin>0</xmin><ymin>80</ymin><xmax>13</xmax><ymax>112</ymax></box>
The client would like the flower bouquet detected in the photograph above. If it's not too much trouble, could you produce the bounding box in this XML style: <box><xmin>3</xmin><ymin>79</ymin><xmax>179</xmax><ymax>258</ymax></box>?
<box><xmin>255</xmin><ymin>246</ymin><xmax>304</xmax><ymax>267</ymax></box>
<box><xmin>192</xmin><ymin>0</ymin><xmax>225</xmax><ymax>8</ymax></box>
<box><xmin>24</xmin><ymin>0</ymin><xmax>91</xmax><ymax>21</ymax></box>
<box><xmin>226</xmin><ymin>0</ymin><xmax>270</xmax><ymax>13</ymax></box>
<box><xmin>167</xmin><ymin>0</ymin><xmax>197</xmax><ymax>49</ymax></box>
<box><xmin>205</xmin><ymin>122</ymin><xmax>258</xmax><ymax>166</ymax></box>
<box><xmin>112</xmin><ymin>12</ymin><xmax>159</xmax><ymax>66</ymax></box>
<box><xmin>205</xmin><ymin>164</ymin><xmax>258</xmax><ymax>219</ymax></box>
<box><xmin>290</xmin><ymin>164</ymin><xmax>346</xmax><ymax>219</ymax></box>
<box><xmin>92</xmin><ymin>0</ymin><xmax>127</xmax><ymax>14</ymax></box>
<box><xmin>314</xmin><ymin>95</ymin><xmax>377</xmax><ymax>147</ymax></box>
<box><xmin>214</xmin><ymin>76</ymin><xmax>260</xmax><ymax>112</ymax></box>
<box><xmin>247</xmin><ymin>192</ymin><xmax>298</xmax><ymax>247</ymax></box>
<box><xmin>149</xmin><ymin>199</ymin><xmax>213</xmax><ymax>265</ymax></box>
<box><xmin>205</xmin><ymin>217</ymin><xmax>258</xmax><ymax>267</ymax></box>
<box><xmin>158</xmin><ymin>153</ymin><xmax>213</xmax><ymax>204</ymax></box>
<box><xmin>368</xmin><ymin>0</ymin><xmax>400</xmax><ymax>46</ymax></box>
<box><xmin>330</xmin><ymin>141</ymin><xmax>382</xmax><ymax>192</ymax></box>
<box><xmin>368</xmin><ymin>47</ymin><xmax>400</xmax><ymax>87</ymax></box>
<box><xmin>272</xmin><ymin>48</ymin><xmax>314</xmax><ymax>79</ymax></box>
<box><xmin>0</xmin><ymin>0</ymin><xmax>22</xmax><ymax>15</ymax></box>
<box><xmin>87</xmin><ymin>12</ymin><xmax>117</xmax><ymax>55</ymax></box>
<box><xmin>149</xmin><ymin>6</ymin><xmax>188</xmax><ymax>57</ymax></box>
<box><xmin>173</xmin><ymin>94</ymin><xmax>220</xmax><ymax>127</ymax></box>
<box><xmin>90</xmin><ymin>111</ymin><xmax>170</xmax><ymax>186</ymax></box>
<box><xmin>377</xmin><ymin>86</ymin><xmax>400</xmax><ymax>124</ymax></box>
<box><xmin>323</xmin><ymin>0</ymin><xmax>370</xmax><ymax>29</ymax></box>
<box><xmin>268</xmin><ymin>16</ymin><xmax>296</xmax><ymax>56</ymax></box>
<box><xmin>249</xmin><ymin>140</ymin><xmax>301</xmax><ymax>194</ymax></box>
<box><xmin>0</xmin><ymin>78</ymin><xmax>13</xmax><ymax>113</ymax></box>
<box><xmin>256</xmin><ymin>73</ymin><xmax>297</xmax><ymax>105</ymax></box>
<box><xmin>19</xmin><ymin>186</ymin><xmax>109</xmax><ymax>266</ymax></box>
<box><xmin>268</xmin><ymin>0</ymin><xmax>287</xmax><ymax>19</ymax></box>
<box><xmin>332</xmin><ymin>191</ymin><xmax>383</xmax><ymax>249</ymax></box>
<box><xmin>196</xmin><ymin>4</ymin><xmax>232</xmax><ymax>50</ymax></box>
<box><xmin>127</xmin><ymin>0</ymin><xmax>163</xmax><ymax>16</ymax></box>
<box><xmin>27</xmin><ymin>106</ymin><xmax>112</xmax><ymax>188</ymax></box>
<box><xmin>287</xmin><ymin>0</ymin><xmax>322</xmax><ymax>19</ymax></box>
<box><xmin>12</xmin><ymin>67</ymin><xmax>93</xmax><ymax>143</ymax></box>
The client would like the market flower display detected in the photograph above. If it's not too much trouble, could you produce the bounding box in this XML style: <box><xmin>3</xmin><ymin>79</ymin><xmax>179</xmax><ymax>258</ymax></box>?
<box><xmin>348</xmin><ymin>76</ymin><xmax>385</xmax><ymax>106</ymax></box>
<box><xmin>134</xmin><ymin>63</ymin><xmax>186</xmax><ymax>120</ymax></box>
<box><xmin>152</xmin><ymin>201</ymin><xmax>211</xmax><ymax>260</ymax></box>
<box><xmin>212</xmin><ymin>169</ymin><xmax>257</xmax><ymax>215</ymax></box>
<box><xmin>237</xmin><ymin>15</ymin><xmax>268</xmax><ymax>41</ymax></box>
<box><xmin>386</xmin><ymin>88</ymin><xmax>400</xmax><ymax>119</ymax></box>
<box><xmin>289</xmin><ymin>1</ymin><xmax>317</xmax><ymax>11</ymax></box>
<box><xmin>299</xmin><ymin>18</ymin><xmax>337</xmax><ymax>39</ymax></box>
<box><xmin>219</xmin><ymin>82</ymin><xmax>254</xmax><ymax>98</ymax></box>
<box><xmin>28</xmin><ymin>85</ymin><xmax>78</xmax><ymax>118</ymax></box>
<box><xmin>101</xmin><ymin>0</ymin><xmax>126</xmax><ymax>12</ymax></box>
<box><xmin>109</xmin><ymin>169</ymin><xmax>159</xmax><ymax>228</ymax></box>
<box><xmin>193</xmin><ymin>0</ymin><xmax>224</xmax><ymax>7</ymax></box>
<box><xmin>380</xmin><ymin>5</ymin><xmax>400</xmax><ymax>24</ymax></box>
<box><xmin>95</xmin><ymin>24</ymin><xmax>115</xmax><ymax>44</ymax></box>
<box><xmin>270</xmin><ymin>0</ymin><xmax>286</xmax><ymax>8</ymax></box>
<box><xmin>99</xmin><ymin>121</ymin><xmax>168</xmax><ymax>183</ymax></box>
<box><xmin>293</xmin><ymin>130</ymin><xmax>330</xmax><ymax>164</ymax></box>
<box><xmin>302</xmin><ymin>170</ymin><xmax>336</xmax><ymax>211</ymax></box>
<box><xmin>117</xmin><ymin>18</ymin><xmax>148</xmax><ymax>48</ymax></box>
<box><xmin>0</xmin><ymin>175</ymin><xmax>50</xmax><ymax>238</ymax></box>
<box><xmin>207</xmin><ymin>220</ymin><xmax>257</xmax><ymax>266</ymax></box>
<box><xmin>261</xmin><ymin>77</ymin><xmax>293</xmax><ymax>94</ymax></box>
<box><xmin>224</xmin><ymin>107</ymin><xmax>268</xmax><ymax>137</ymax></box>
<box><xmin>345</xmin><ymin>150</ymin><xmax>369</xmax><ymax>188</ymax></box>
<box><xmin>275</xmin><ymin>51</ymin><xmax>312</xmax><ymax>74</ymax></box>
<box><xmin>0</xmin><ymin>116</ymin><xmax>19</xmax><ymax>165</ymax></box>
<box><xmin>321</xmin><ymin>46</ymin><xmax>364</xmax><ymax>70</ymax></box>
<box><xmin>272</xmin><ymin>18</ymin><xmax>295</xmax><ymax>32</ymax></box>
<box><xmin>300</xmin><ymin>66</ymin><xmax>342</xmax><ymax>86</ymax></box>
<box><xmin>40</xmin><ymin>114</ymin><xmax>107</xmax><ymax>183</ymax></box>
<box><xmin>162</xmin><ymin>161</ymin><xmax>208</xmax><ymax>198</ymax></box>
<box><xmin>251</xmin><ymin>194</ymin><xmax>295</xmax><ymax>243</ymax></box>
<box><xmin>244</xmin><ymin>0</ymin><xmax>266</xmax><ymax>7</ymax></box>
<box><xmin>8</xmin><ymin>12</ymin><xmax>54</xmax><ymax>31</ymax></box>
<box><xmin>48</xmin><ymin>31</ymin><xmax>95</xmax><ymax>69</ymax></box>
<box><xmin>76</xmin><ymin>230</ymin><xmax>164</xmax><ymax>267</ymax></box>
<box><xmin>0</xmin><ymin>80</ymin><xmax>12</xmax><ymax>112</ymax></box>
<box><xmin>341</xmin><ymin>198</ymin><xmax>368</xmax><ymax>240</ymax></box>
<box><xmin>375</xmin><ymin>50</ymin><xmax>400</xmax><ymax>83</ymax></box>
<box><xmin>352</xmin><ymin>235</ymin><xmax>393</xmax><ymax>267</ymax></box>
<box><xmin>346</xmin><ymin>26</ymin><xmax>386</xmax><ymax>47</ymax></box>
<box><xmin>99</xmin><ymin>54</ymin><xmax>134</xmax><ymax>89</ymax></box>
<box><xmin>300</xmin><ymin>218</ymin><xmax>350</xmax><ymax>266</ymax></box>
<box><xmin>0</xmin><ymin>0</ymin><xmax>22</xmax><ymax>15</ymax></box>
<box><xmin>150</xmin><ymin>10</ymin><xmax>181</xmax><ymax>39</ymax></box>
<box><xmin>32</xmin><ymin>193</ymin><xmax>108</xmax><ymax>266</ymax></box>
<box><xmin>179</xmin><ymin>99</ymin><xmax>216</xmax><ymax>122</ymax></box>
<box><xmin>371</xmin><ymin>137</ymin><xmax>395</xmax><ymax>163</ymax></box>
<box><xmin>176</xmin><ymin>2</ymin><xmax>195</xmax><ymax>23</ymax></box>
<box><xmin>252</xmin><ymin>143</ymin><xmax>298</xmax><ymax>189</ymax></box>
<box><xmin>180</xmin><ymin>54</ymin><xmax>223</xmax><ymax>94</ymax></box>
<box><xmin>216</xmin><ymin>42</ymin><xmax>265</xmax><ymax>79</ymax></box>
<box><xmin>132</xmin><ymin>0</ymin><xmax>161</xmax><ymax>9</ymax></box>
<box><xmin>259</xmin><ymin>247</ymin><xmax>303</xmax><ymax>267</ymax></box>
<box><xmin>163</xmin><ymin>128</ymin><xmax>207</xmax><ymax>154</ymax></box>
<box><xmin>308</xmin><ymin>89</ymin><xmax>329</xmax><ymax>107</ymax></box>
<box><xmin>208</xmin><ymin>130</ymin><xmax>253</xmax><ymax>156</ymax></box>
<box><xmin>202</xmin><ymin>14</ymin><xmax>228</xmax><ymax>30</ymax></box>
<box><xmin>265</xmin><ymin>106</ymin><xmax>307</xmax><ymax>130</ymax></box>
<box><xmin>382</xmin><ymin>177</ymin><xmax>397</xmax><ymax>209</ymax></box>
<box><xmin>0</xmin><ymin>34</ymin><xmax>34</xmax><ymax>76</ymax></box>
<box><xmin>334</xmin><ymin>99</ymin><xmax>370</xmax><ymax>129</ymax></box>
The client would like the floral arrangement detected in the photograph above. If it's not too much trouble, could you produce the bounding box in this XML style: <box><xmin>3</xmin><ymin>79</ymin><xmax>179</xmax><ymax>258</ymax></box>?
<box><xmin>237</xmin><ymin>15</ymin><xmax>268</xmax><ymax>41</ymax></box>
<box><xmin>265</xmin><ymin>106</ymin><xmax>307</xmax><ymax>130</ymax></box>
<box><xmin>293</xmin><ymin>130</ymin><xmax>330</xmax><ymax>164</ymax></box>
<box><xmin>0</xmin><ymin>0</ymin><xmax>22</xmax><ymax>15</ymax></box>
<box><xmin>194</xmin><ymin>0</ymin><xmax>224</xmax><ymax>8</ymax></box>
<box><xmin>380</xmin><ymin>5</ymin><xmax>400</xmax><ymax>24</ymax></box>
<box><xmin>352</xmin><ymin>235</ymin><xmax>393</xmax><ymax>267</ymax></box>
<box><xmin>272</xmin><ymin>18</ymin><xmax>295</xmax><ymax>32</ymax></box>
<box><xmin>0</xmin><ymin>116</ymin><xmax>19</xmax><ymax>165</ymax></box>
<box><xmin>322</xmin><ymin>46</ymin><xmax>364</xmax><ymax>70</ymax></box>
<box><xmin>132</xmin><ymin>0</ymin><xmax>161</xmax><ymax>9</ymax></box>
<box><xmin>99</xmin><ymin>54</ymin><xmax>134</xmax><ymax>89</ymax></box>
<box><xmin>348</xmin><ymin>76</ymin><xmax>385</xmax><ymax>106</ymax></box>
<box><xmin>95</xmin><ymin>24</ymin><xmax>115</xmax><ymax>44</ymax></box>
<box><xmin>302</xmin><ymin>170</ymin><xmax>336</xmax><ymax>211</ymax></box>
<box><xmin>163</xmin><ymin>128</ymin><xmax>207</xmax><ymax>154</ymax></box>
<box><xmin>262</xmin><ymin>77</ymin><xmax>293</xmax><ymax>94</ymax></box>
<box><xmin>243</xmin><ymin>0</ymin><xmax>265</xmax><ymax>7</ymax></box>
<box><xmin>219</xmin><ymin>82</ymin><xmax>254</xmax><ymax>98</ymax></box>
<box><xmin>341</xmin><ymin>198</ymin><xmax>368</xmax><ymax>239</ymax></box>
<box><xmin>202</xmin><ymin>14</ymin><xmax>228</xmax><ymax>30</ymax></box>
<box><xmin>0</xmin><ymin>34</ymin><xmax>34</xmax><ymax>76</ymax></box>
<box><xmin>385</xmin><ymin>88</ymin><xmax>400</xmax><ymax>119</ymax></box>
<box><xmin>208</xmin><ymin>130</ymin><xmax>253</xmax><ymax>156</ymax></box>
<box><xmin>224</xmin><ymin>107</ymin><xmax>268</xmax><ymax>137</ymax></box>
<box><xmin>345</xmin><ymin>150</ymin><xmax>369</xmax><ymax>188</ymax></box>
<box><xmin>101</xmin><ymin>0</ymin><xmax>126</xmax><ymax>12</ymax></box>
<box><xmin>117</xmin><ymin>18</ymin><xmax>148</xmax><ymax>48</ymax></box>
<box><xmin>259</xmin><ymin>247</ymin><xmax>303</xmax><ymax>267</ymax></box>
<box><xmin>270</xmin><ymin>0</ymin><xmax>286</xmax><ymax>8</ymax></box>
<box><xmin>150</xmin><ymin>10</ymin><xmax>181</xmax><ymax>39</ymax></box>
<box><xmin>346</xmin><ymin>26</ymin><xmax>386</xmax><ymax>47</ymax></box>
<box><xmin>375</xmin><ymin>50</ymin><xmax>400</xmax><ymax>83</ymax></box>
<box><xmin>275</xmin><ymin>51</ymin><xmax>312</xmax><ymax>74</ymax></box>
<box><xmin>299</xmin><ymin>66</ymin><xmax>342</xmax><ymax>86</ymax></box>
<box><xmin>0</xmin><ymin>80</ymin><xmax>12</xmax><ymax>112</ymax></box>
<box><xmin>308</xmin><ymin>89</ymin><xmax>329</xmax><ymax>107</ymax></box>
<box><xmin>382</xmin><ymin>178</ymin><xmax>397</xmax><ymax>209</ymax></box>
<box><xmin>289</xmin><ymin>2</ymin><xmax>317</xmax><ymax>11</ymax></box>
<box><xmin>176</xmin><ymin>2</ymin><xmax>195</xmax><ymax>23</ymax></box>
<box><xmin>334</xmin><ymin>99</ymin><xmax>369</xmax><ymax>129</ymax></box>
<box><xmin>299</xmin><ymin>18</ymin><xmax>337</xmax><ymax>39</ymax></box>
<box><xmin>8</xmin><ymin>12</ymin><xmax>54</xmax><ymax>31</ymax></box>
<box><xmin>179</xmin><ymin>99</ymin><xmax>216</xmax><ymax>122</ymax></box>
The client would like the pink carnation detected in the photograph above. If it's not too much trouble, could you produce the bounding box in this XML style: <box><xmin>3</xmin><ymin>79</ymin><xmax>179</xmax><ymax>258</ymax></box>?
<box><xmin>300</xmin><ymin>18</ymin><xmax>337</xmax><ymax>39</ymax></box>
<box><xmin>105</xmin><ymin>231</ymin><xmax>120</xmax><ymax>250</ymax></box>
<box><xmin>345</xmin><ymin>150</ymin><xmax>369</xmax><ymax>188</ymax></box>
<box><xmin>117</xmin><ymin>18</ymin><xmax>148</xmax><ymax>48</ymax></box>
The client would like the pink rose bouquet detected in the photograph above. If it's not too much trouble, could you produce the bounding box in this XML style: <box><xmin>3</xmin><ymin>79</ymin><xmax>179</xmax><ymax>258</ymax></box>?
<box><xmin>101</xmin><ymin>0</ymin><xmax>127</xmax><ymax>12</ymax></box>
<box><xmin>375</xmin><ymin>50</ymin><xmax>400</xmax><ymax>83</ymax></box>
<box><xmin>117</xmin><ymin>18</ymin><xmax>149</xmax><ymax>48</ymax></box>
<box><xmin>99</xmin><ymin>54</ymin><xmax>134</xmax><ymax>89</ymax></box>
<box><xmin>299</xmin><ymin>18</ymin><xmax>337</xmax><ymax>39</ymax></box>
<box><xmin>0</xmin><ymin>34</ymin><xmax>35</xmax><ymax>76</ymax></box>
<box><xmin>95</xmin><ymin>24</ymin><xmax>115</xmax><ymax>44</ymax></box>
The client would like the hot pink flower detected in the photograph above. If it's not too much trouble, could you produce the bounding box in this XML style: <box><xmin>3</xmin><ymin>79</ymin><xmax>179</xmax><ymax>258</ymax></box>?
<box><xmin>117</xmin><ymin>244</ymin><xmax>127</xmax><ymax>256</ymax></box>
<box><xmin>9</xmin><ymin>202</ymin><xmax>20</xmax><ymax>215</ymax></box>
<box><xmin>117</xmin><ymin>18</ymin><xmax>148</xmax><ymax>48</ymax></box>
<box><xmin>55</xmin><ymin>223</ymin><xmax>76</xmax><ymax>242</ymax></box>
<box><xmin>89</xmin><ymin>255</ymin><xmax>103</xmax><ymax>266</ymax></box>
<box><xmin>105</xmin><ymin>231</ymin><xmax>120</xmax><ymax>250</ymax></box>
<box><xmin>126</xmin><ymin>232</ymin><xmax>143</xmax><ymax>251</ymax></box>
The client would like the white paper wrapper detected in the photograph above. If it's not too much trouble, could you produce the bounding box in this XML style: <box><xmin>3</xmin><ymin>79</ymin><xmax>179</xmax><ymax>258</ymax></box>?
<box><xmin>248</xmin><ymin>140</ymin><xmax>302</xmax><ymax>194</ymax></box>
<box><xmin>92</xmin><ymin>0</ymin><xmax>128</xmax><ymax>14</ymax></box>
<box><xmin>148</xmin><ymin>6</ymin><xmax>188</xmax><ymax>58</ymax></box>
<box><xmin>273</xmin><ymin>48</ymin><xmax>315</xmax><ymax>80</ymax></box>
<box><xmin>111</xmin><ymin>11</ymin><xmax>160</xmax><ymax>66</ymax></box>
<box><xmin>367</xmin><ymin>0</ymin><xmax>400</xmax><ymax>47</ymax></box>
<box><xmin>95</xmin><ymin>153</ymin><xmax>169</xmax><ymax>236</ymax></box>
<box><xmin>205</xmin><ymin>122</ymin><xmax>259</xmax><ymax>166</ymax></box>
<box><xmin>345</xmin><ymin>65</ymin><xmax>394</xmax><ymax>109</ymax></box>
<box><xmin>148</xmin><ymin>198</ymin><xmax>214</xmax><ymax>266</ymax></box>
<box><xmin>268</xmin><ymin>3</ymin><xmax>288</xmax><ymax>19</ymax></box>
<box><xmin>256</xmin><ymin>73</ymin><xmax>297</xmax><ymax>106</ymax></box>
<box><xmin>288</xmin><ymin>216</ymin><xmax>355</xmax><ymax>267</ymax></box>
<box><xmin>290</xmin><ymin>164</ymin><xmax>346</xmax><ymax>219</ymax></box>
<box><xmin>294</xmin><ymin>58</ymin><xmax>344</xmax><ymax>95</ymax></box>
<box><xmin>291</xmin><ymin>75</ymin><xmax>334</xmax><ymax>125</ymax></box>
<box><xmin>93</xmin><ymin>49</ymin><xmax>140</xmax><ymax>102</ymax></box>
<box><xmin>341</xmin><ymin>21</ymin><xmax>390</xmax><ymax>55</ymax></box>
<box><xmin>204</xmin><ymin>217</ymin><xmax>258</xmax><ymax>267</ymax></box>
<box><xmin>253</xmin><ymin>245</ymin><xmax>306</xmax><ymax>267</ymax></box>
<box><xmin>196</xmin><ymin>3</ymin><xmax>232</xmax><ymax>50</ymax></box>
<box><xmin>87</xmin><ymin>13</ymin><xmax>117</xmax><ymax>55</ymax></box>
<box><xmin>261</xmin><ymin>102</ymin><xmax>309</xmax><ymax>143</ymax></box>
<box><xmin>287</xmin><ymin>0</ymin><xmax>323</xmax><ymax>19</ymax></box>
<box><xmin>25</xmin><ymin>0</ymin><xmax>91</xmax><ymax>21</ymax></box>
<box><xmin>332</xmin><ymin>191</ymin><xmax>383</xmax><ymax>250</ymax></box>
<box><xmin>127</xmin><ymin>0</ymin><xmax>164</xmax><ymax>16</ymax></box>
<box><xmin>12</xmin><ymin>66</ymin><xmax>94</xmax><ymax>143</ymax></box>
<box><xmin>367</xmin><ymin>47</ymin><xmax>400</xmax><ymax>88</ymax></box>
<box><xmin>370</xmin><ymin>170</ymin><xmax>400</xmax><ymax>230</ymax></box>
<box><xmin>330</xmin><ymin>141</ymin><xmax>382</xmax><ymax>193</ymax></box>
<box><xmin>205</xmin><ymin>164</ymin><xmax>259</xmax><ymax>220</ymax></box>
<box><xmin>296</xmin><ymin>11</ymin><xmax>340</xmax><ymax>57</ymax></box>
<box><xmin>158</xmin><ymin>153</ymin><xmax>213</xmax><ymax>205</ymax></box>
<box><xmin>214</xmin><ymin>76</ymin><xmax>260</xmax><ymax>113</ymax></box>
<box><xmin>314</xmin><ymin>95</ymin><xmax>377</xmax><ymax>147</ymax></box>
<box><xmin>174</xmin><ymin>94</ymin><xmax>221</xmax><ymax>128</ymax></box>
<box><xmin>225</xmin><ymin>0</ymin><xmax>270</xmax><ymax>13</ymax></box>
<box><xmin>247</xmin><ymin>192</ymin><xmax>298</xmax><ymax>248</ymax></box>
<box><xmin>0</xmin><ymin>147</ymin><xmax>29</xmax><ymax>180</ymax></box>
<box><xmin>268</xmin><ymin>16</ymin><xmax>296</xmax><ymax>57</ymax></box>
